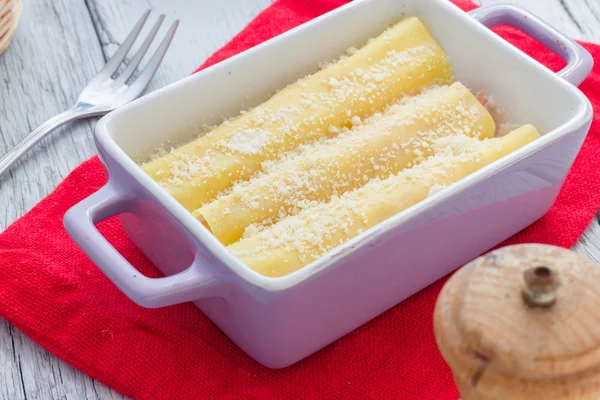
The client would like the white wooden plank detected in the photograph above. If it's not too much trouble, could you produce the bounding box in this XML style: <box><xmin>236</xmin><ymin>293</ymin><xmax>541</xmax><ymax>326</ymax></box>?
<box><xmin>85</xmin><ymin>0</ymin><xmax>275</xmax><ymax>100</ymax></box>
<box><xmin>480</xmin><ymin>0</ymin><xmax>600</xmax><ymax>42</ymax></box>
<box><xmin>0</xmin><ymin>0</ymin><xmax>103</xmax><ymax>232</ymax></box>
<box><xmin>573</xmin><ymin>216</ymin><xmax>600</xmax><ymax>265</ymax></box>
<box><xmin>0</xmin><ymin>323</ymin><xmax>24</xmax><ymax>400</ymax></box>
<box><xmin>0</xmin><ymin>0</ymin><xmax>128</xmax><ymax>397</ymax></box>
<box><xmin>560</xmin><ymin>0</ymin><xmax>600</xmax><ymax>42</ymax></box>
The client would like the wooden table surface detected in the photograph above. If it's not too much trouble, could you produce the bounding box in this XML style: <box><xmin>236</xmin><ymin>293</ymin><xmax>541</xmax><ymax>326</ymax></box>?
<box><xmin>0</xmin><ymin>0</ymin><xmax>599</xmax><ymax>398</ymax></box>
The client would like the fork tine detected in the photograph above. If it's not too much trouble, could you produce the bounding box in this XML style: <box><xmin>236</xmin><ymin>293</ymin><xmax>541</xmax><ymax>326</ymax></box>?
<box><xmin>111</xmin><ymin>14</ymin><xmax>165</xmax><ymax>88</ymax></box>
<box><xmin>95</xmin><ymin>9</ymin><xmax>151</xmax><ymax>81</ymax></box>
<box><xmin>123</xmin><ymin>19</ymin><xmax>179</xmax><ymax>98</ymax></box>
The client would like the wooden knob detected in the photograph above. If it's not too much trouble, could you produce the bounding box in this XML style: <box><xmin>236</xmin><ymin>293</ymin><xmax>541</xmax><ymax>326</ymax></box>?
<box><xmin>434</xmin><ymin>244</ymin><xmax>600</xmax><ymax>400</ymax></box>
<box><xmin>522</xmin><ymin>265</ymin><xmax>560</xmax><ymax>307</ymax></box>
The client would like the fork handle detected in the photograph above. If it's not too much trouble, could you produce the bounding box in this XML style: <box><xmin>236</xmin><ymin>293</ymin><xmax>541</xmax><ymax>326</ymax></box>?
<box><xmin>0</xmin><ymin>108</ymin><xmax>85</xmax><ymax>178</ymax></box>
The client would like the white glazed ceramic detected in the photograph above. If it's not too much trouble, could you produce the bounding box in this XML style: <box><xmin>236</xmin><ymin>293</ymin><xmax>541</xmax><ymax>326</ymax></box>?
<box><xmin>64</xmin><ymin>0</ymin><xmax>593</xmax><ymax>368</ymax></box>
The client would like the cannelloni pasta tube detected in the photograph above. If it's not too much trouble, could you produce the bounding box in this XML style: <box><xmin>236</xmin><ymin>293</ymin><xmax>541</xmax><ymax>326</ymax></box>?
<box><xmin>228</xmin><ymin>125</ymin><xmax>541</xmax><ymax>277</ymax></box>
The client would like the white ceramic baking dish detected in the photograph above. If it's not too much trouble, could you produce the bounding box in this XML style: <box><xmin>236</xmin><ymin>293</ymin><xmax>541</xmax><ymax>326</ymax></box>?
<box><xmin>64</xmin><ymin>0</ymin><xmax>593</xmax><ymax>368</ymax></box>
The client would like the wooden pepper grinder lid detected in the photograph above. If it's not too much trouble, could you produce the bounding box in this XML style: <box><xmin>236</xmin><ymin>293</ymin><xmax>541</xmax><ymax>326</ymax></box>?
<box><xmin>434</xmin><ymin>244</ymin><xmax>600</xmax><ymax>400</ymax></box>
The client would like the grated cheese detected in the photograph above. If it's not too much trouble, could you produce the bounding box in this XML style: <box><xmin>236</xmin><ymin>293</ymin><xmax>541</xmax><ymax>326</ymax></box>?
<box><xmin>223</xmin><ymin>129</ymin><xmax>272</xmax><ymax>155</ymax></box>
<box><xmin>229</xmin><ymin>134</ymin><xmax>502</xmax><ymax>268</ymax></box>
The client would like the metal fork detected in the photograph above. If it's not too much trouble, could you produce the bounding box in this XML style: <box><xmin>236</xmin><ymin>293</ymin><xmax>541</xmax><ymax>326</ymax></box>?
<box><xmin>0</xmin><ymin>10</ymin><xmax>179</xmax><ymax>178</ymax></box>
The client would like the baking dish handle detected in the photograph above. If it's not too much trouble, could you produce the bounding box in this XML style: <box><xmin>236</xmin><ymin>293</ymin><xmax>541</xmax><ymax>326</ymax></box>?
<box><xmin>469</xmin><ymin>5</ymin><xmax>593</xmax><ymax>86</ymax></box>
<box><xmin>64</xmin><ymin>182</ymin><xmax>219</xmax><ymax>308</ymax></box>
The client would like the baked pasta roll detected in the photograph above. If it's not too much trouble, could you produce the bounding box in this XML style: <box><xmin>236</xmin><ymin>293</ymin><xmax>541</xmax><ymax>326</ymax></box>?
<box><xmin>228</xmin><ymin>124</ymin><xmax>541</xmax><ymax>277</ymax></box>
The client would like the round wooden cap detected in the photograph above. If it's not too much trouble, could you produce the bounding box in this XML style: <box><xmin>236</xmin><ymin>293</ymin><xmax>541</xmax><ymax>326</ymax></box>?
<box><xmin>434</xmin><ymin>244</ymin><xmax>600</xmax><ymax>400</ymax></box>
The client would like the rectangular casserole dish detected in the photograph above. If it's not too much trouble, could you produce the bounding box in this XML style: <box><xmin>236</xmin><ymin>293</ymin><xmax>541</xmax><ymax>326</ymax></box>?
<box><xmin>64</xmin><ymin>0</ymin><xmax>594</xmax><ymax>368</ymax></box>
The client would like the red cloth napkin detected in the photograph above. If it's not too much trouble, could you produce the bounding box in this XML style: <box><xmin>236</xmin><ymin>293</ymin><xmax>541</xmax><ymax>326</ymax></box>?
<box><xmin>1</xmin><ymin>0</ymin><xmax>599</xmax><ymax>399</ymax></box>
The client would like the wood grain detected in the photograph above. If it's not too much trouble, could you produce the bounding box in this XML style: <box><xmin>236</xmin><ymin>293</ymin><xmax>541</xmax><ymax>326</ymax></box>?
<box><xmin>0</xmin><ymin>0</ymin><xmax>22</xmax><ymax>55</ymax></box>
<box><xmin>0</xmin><ymin>1</ymin><xmax>112</xmax><ymax>398</ymax></box>
<box><xmin>435</xmin><ymin>244</ymin><xmax>600</xmax><ymax>399</ymax></box>
<box><xmin>0</xmin><ymin>0</ymin><xmax>597</xmax><ymax>399</ymax></box>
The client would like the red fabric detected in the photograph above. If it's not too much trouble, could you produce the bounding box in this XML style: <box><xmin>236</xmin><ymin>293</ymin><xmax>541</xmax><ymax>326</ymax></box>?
<box><xmin>1</xmin><ymin>0</ymin><xmax>599</xmax><ymax>399</ymax></box>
